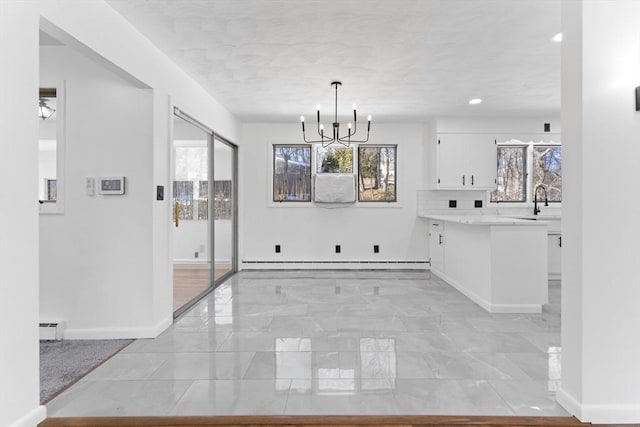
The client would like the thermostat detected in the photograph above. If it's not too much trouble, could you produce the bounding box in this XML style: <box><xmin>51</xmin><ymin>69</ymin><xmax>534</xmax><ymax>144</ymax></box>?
<box><xmin>98</xmin><ymin>177</ymin><xmax>126</xmax><ymax>195</ymax></box>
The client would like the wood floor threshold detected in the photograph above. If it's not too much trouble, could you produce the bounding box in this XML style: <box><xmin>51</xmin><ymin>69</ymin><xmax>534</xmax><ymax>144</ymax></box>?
<box><xmin>38</xmin><ymin>415</ymin><xmax>601</xmax><ymax>427</ymax></box>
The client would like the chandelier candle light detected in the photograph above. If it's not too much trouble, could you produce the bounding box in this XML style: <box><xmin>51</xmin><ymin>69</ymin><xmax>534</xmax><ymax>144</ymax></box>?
<box><xmin>300</xmin><ymin>81</ymin><xmax>371</xmax><ymax>147</ymax></box>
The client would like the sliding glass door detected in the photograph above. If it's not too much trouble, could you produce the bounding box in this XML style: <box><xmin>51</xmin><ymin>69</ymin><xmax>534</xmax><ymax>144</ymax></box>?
<box><xmin>172</xmin><ymin>108</ymin><xmax>238</xmax><ymax>316</ymax></box>
<box><xmin>213</xmin><ymin>136</ymin><xmax>236</xmax><ymax>281</ymax></box>
<box><xmin>172</xmin><ymin>113</ymin><xmax>212</xmax><ymax>315</ymax></box>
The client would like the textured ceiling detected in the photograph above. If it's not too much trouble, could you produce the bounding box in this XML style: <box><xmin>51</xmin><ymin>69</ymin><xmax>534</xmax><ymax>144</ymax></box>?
<box><xmin>105</xmin><ymin>0</ymin><xmax>561</xmax><ymax>122</ymax></box>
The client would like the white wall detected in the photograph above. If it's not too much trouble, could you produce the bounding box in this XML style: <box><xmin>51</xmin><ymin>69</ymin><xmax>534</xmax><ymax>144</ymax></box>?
<box><xmin>558</xmin><ymin>1</ymin><xmax>640</xmax><ymax>423</ymax></box>
<box><xmin>38</xmin><ymin>142</ymin><xmax>56</xmax><ymax>200</ymax></box>
<box><xmin>3</xmin><ymin>0</ymin><xmax>241</xmax><ymax>424</ymax></box>
<box><xmin>424</xmin><ymin>116</ymin><xmax>561</xmax><ymax>199</ymax></box>
<box><xmin>0</xmin><ymin>2</ymin><xmax>46</xmax><ymax>427</ymax></box>
<box><xmin>32</xmin><ymin>0</ymin><xmax>240</xmax><ymax>339</ymax></box>
<box><xmin>435</xmin><ymin>117</ymin><xmax>561</xmax><ymax>134</ymax></box>
<box><xmin>39</xmin><ymin>45</ymin><xmax>157</xmax><ymax>337</ymax></box>
<box><xmin>239</xmin><ymin>123</ymin><xmax>428</xmax><ymax>266</ymax></box>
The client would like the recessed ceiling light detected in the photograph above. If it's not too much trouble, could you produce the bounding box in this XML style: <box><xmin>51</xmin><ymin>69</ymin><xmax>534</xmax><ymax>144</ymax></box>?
<box><xmin>552</xmin><ymin>32</ymin><xmax>563</xmax><ymax>42</ymax></box>
<box><xmin>469</xmin><ymin>98</ymin><xmax>482</xmax><ymax>105</ymax></box>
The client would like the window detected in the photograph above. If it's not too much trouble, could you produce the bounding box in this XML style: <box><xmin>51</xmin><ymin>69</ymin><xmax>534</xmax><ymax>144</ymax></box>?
<box><xmin>490</xmin><ymin>142</ymin><xmax>561</xmax><ymax>204</ymax></box>
<box><xmin>273</xmin><ymin>145</ymin><xmax>312</xmax><ymax>202</ymax></box>
<box><xmin>173</xmin><ymin>181</ymin><xmax>194</xmax><ymax>220</ymax></box>
<box><xmin>174</xmin><ymin>144</ymin><xmax>207</xmax><ymax>219</ymax></box>
<box><xmin>490</xmin><ymin>146</ymin><xmax>527</xmax><ymax>202</ymax></box>
<box><xmin>533</xmin><ymin>146</ymin><xmax>562</xmax><ymax>202</ymax></box>
<box><xmin>358</xmin><ymin>145</ymin><xmax>397</xmax><ymax>202</ymax></box>
<box><xmin>197</xmin><ymin>180</ymin><xmax>208</xmax><ymax>220</ymax></box>
<box><xmin>316</xmin><ymin>146</ymin><xmax>353</xmax><ymax>173</ymax></box>
<box><xmin>213</xmin><ymin>180</ymin><xmax>232</xmax><ymax>220</ymax></box>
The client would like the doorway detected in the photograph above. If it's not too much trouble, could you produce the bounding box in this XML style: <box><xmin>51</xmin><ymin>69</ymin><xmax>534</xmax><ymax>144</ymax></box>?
<box><xmin>171</xmin><ymin>108</ymin><xmax>237</xmax><ymax>316</ymax></box>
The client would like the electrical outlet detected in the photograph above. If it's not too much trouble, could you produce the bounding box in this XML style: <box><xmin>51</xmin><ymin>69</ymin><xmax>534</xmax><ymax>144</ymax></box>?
<box><xmin>275</xmin><ymin>245</ymin><xmax>281</xmax><ymax>253</ymax></box>
<box><xmin>474</xmin><ymin>200</ymin><xmax>483</xmax><ymax>208</ymax></box>
<box><xmin>335</xmin><ymin>245</ymin><xmax>341</xmax><ymax>254</ymax></box>
<box><xmin>373</xmin><ymin>245</ymin><xmax>380</xmax><ymax>253</ymax></box>
<box><xmin>449</xmin><ymin>200</ymin><xmax>457</xmax><ymax>208</ymax></box>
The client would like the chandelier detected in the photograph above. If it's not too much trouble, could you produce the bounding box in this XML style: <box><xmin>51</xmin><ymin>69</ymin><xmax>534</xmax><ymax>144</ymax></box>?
<box><xmin>300</xmin><ymin>81</ymin><xmax>371</xmax><ymax>147</ymax></box>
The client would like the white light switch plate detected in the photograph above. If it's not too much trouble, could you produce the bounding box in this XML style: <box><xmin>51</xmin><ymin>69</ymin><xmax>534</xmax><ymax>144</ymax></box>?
<box><xmin>86</xmin><ymin>177</ymin><xmax>95</xmax><ymax>196</ymax></box>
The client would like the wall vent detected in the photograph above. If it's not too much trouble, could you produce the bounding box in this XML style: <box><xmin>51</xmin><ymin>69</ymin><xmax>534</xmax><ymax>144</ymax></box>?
<box><xmin>39</xmin><ymin>321</ymin><xmax>65</xmax><ymax>341</ymax></box>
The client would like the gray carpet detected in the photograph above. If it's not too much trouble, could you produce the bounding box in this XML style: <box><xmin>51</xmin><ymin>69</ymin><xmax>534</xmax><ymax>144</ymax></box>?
<box><xmin>40</xmin><ymin>339</ymin><xmax>132</xmax><ymax>403</ymax></box>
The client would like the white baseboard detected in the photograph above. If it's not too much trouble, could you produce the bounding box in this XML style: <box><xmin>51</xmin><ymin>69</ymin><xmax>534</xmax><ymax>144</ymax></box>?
<box><xmin>173</xmin><ymin>259</ymin><xmax>208</xmax><ymax>265</ymax></box>
<box><xmin>173</xmin><ymin>259</ymin><xmax>231</xmax><ymax>265</ymax></box>
<box><xmin>557</xmin><ymin>386</ymin><xmax>640</xmax><ymax>423</ymax></box>
<box><xmin>64</xmin><ymin>317</ymin><xmax>171</xmax><ymax>340</ymax></box>
<box><xmin>431</xmin><ymin>268</ymin><xmax>542</xmax><ymax>314</ymax></box>
<box><xmin>7</xmin><ymin>405</ymin><xmax>46</xmax><ymax>427</ymax></box>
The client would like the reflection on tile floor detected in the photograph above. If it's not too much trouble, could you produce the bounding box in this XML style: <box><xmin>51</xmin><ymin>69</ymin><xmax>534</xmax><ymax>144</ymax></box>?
<box><xmin>46</xmin><ymin>270</ymin><xmax>567</xmax><ymax>417</ymax></box>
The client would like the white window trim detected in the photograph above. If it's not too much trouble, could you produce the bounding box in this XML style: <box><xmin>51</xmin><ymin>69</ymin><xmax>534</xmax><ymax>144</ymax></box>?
<box><xmin>39</xmin><ymin>80</ymin><xmax>66</xmax><ymax>215</ymax></box>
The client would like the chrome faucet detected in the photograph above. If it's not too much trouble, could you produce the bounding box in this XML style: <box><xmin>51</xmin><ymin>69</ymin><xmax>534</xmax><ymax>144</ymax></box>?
<box><xmin>533</xmin><ymin>184</ymin><xmax>549</xmax><ymax>215</ymax></box>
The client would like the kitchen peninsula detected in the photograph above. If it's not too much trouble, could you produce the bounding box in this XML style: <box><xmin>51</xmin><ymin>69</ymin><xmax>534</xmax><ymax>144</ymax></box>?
<box><xmin>422</xmin><ymin>214</ymin><xmax>548</xmax><ymax>313</ymax></box>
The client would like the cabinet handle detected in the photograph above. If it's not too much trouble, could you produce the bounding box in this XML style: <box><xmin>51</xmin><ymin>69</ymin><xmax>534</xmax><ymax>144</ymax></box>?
<box><xmin>433</xmin><ymin>223</ymin><xmax>439</xmax><ymax>226</ymax></box>
<box><xmin>471</xmin><ymin>175</ymin><xmax>474</xmax><ymax>186</ymax></box>
<box><xmin>462</xmin><ymin>175</ymin><xmax>466</xmax><ymax>186</ymax></box>
<box><xmin>439</xmin><ymin>234</ymin><xmax>443</xmax><ymax>245</ymax></box>
<box><xmin>559</xmin><ymin>236</ymin><xmax>562</xmax><ymax>247</ymax></box>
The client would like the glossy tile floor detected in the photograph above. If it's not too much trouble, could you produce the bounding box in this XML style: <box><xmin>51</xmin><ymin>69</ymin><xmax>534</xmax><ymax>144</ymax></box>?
<box><xmin>47</xmin><ymin>270</ymin><xmax>566</xmax><ymax>417</ymax></box>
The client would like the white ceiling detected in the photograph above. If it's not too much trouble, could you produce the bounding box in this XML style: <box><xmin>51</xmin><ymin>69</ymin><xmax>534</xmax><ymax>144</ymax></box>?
<box><xmin>105</xmin><ymin>0</ymin><xmax>561</xmax><ymax>123</ymax></box>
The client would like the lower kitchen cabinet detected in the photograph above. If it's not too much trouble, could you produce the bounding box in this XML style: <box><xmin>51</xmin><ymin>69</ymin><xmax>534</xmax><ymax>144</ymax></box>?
<box><xmin>429</xmin><ymin>220</ymin><xmax>445</xmax><ymax>272</ymax></box>
<box><xmin>548</xmin><ymin>232</ymin><xmax>562</xmax><ymax>279</ymax></box>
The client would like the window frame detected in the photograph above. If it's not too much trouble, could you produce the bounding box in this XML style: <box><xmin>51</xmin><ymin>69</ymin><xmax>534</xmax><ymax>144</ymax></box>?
<box><xmin>490</xmin><ymin>140</ymin><xmax>562</xmax><ymax>205</ymax></box>
<box><xmin>272</xmin><ymin>144</ymin><xmax>312</xmax><ymax>203</ymax></box>
<box><xmin>490</xmin><ymin>145</ymin><xmax>528</xmax><ymax>203</ymax></box>
<box><xmin>532</xmin><ymin>145</ymin><xmax>562</xmax><ymax>204</ymax></box>
<box><xmin>357</xmin><ymin>144</ymin><xmax>398</xmax><ymax>203</ymax></box>
<box><xmin>315</xmin><ymin>145</ymin><xmax>355</xmax><ymax>174</ymax></box>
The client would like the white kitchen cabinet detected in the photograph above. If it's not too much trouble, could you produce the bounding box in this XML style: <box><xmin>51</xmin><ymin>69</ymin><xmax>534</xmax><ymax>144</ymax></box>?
<box><xmin>429</xmin><ymin>220</ymin><xmax>445</xmax><ymax>272</ymax></box>
<box><xmin>548</xmin><ymin>232</ymin><xmax>562</xmax><ymax>279</ymax></box>
<box><xmin>425</xmin><ymin>215</ymin><xmax>548</xmax><ymax>313</ymax></box>
<box><xmin>436</xmin><ymin>133</ymin><xmax>497</xmax><ymax>189</ymax></box>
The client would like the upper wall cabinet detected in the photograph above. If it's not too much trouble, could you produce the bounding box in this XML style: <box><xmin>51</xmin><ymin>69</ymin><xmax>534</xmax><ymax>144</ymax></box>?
<box><xmin>435</xmin><ymin>133</ymin><xmax>496</xmax><ymax>190</ymax></box>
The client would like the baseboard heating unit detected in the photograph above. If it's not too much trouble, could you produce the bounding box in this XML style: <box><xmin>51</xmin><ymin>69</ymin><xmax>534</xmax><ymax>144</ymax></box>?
<box><xmin>242</xmin><ymin>260</ymin><xmax>429</xmax><ymax>270</ymax></box>
<box><xmin>39</xmin><ymin>321</ymin><xmax>65</xmax><ymax>341</ymax></box>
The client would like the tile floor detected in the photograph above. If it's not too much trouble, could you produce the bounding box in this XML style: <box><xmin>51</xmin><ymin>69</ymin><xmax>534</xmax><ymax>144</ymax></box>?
<box><xmin>46</xmin><ymin>270</ymin><xmax>566</xmax><ymax>417</ymax></box>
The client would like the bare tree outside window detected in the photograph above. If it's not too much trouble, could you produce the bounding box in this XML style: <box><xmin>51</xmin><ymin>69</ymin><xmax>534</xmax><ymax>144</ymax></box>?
<box><xmin>533</xmin><ymin>146</ymin><xmax>562</xmax><ymax>202</ymax></box>
<box><xmin>273</xmin><ymin>145</ymin><xmax>311</xmax><ymax>202</ymax></box>
<box><xmin>198</xmin><ymin>180</ymin><xmax>208</xmax><ymax>220</ymax></box>
<box><xmin>490</xmin><ymin>146</ymin><xmax>527</xmax><ymax>202</ymax></box>
<box><xmin>316</xmin><ymin>146</ymin><xmax>353</xmax><ymax>173</ymax></box>
<box><xmin>213</xmin><ymin>180</ymin><xmax>232</xmax><ymax>219</ymax></box>
<box><xmin>173</xmin><ymin>181</ymin><xmax>194</xmax><ymax>220</ymax></box>
<box><xmin>46</xmin><ymin>179</ymin><xmax>57</xmax><ymax>202</ymax></box>
<box><xmin>358</xmin><ymin>145</ymin><xmax>396</xmax><ymax>202</ymax></box>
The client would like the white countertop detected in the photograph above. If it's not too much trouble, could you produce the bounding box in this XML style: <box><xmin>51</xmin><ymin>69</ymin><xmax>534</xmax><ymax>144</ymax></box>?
<box><xmin>420</xmin><ymin>214</ymin><xmax>549</xmax><ymax>226</ymax></box>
